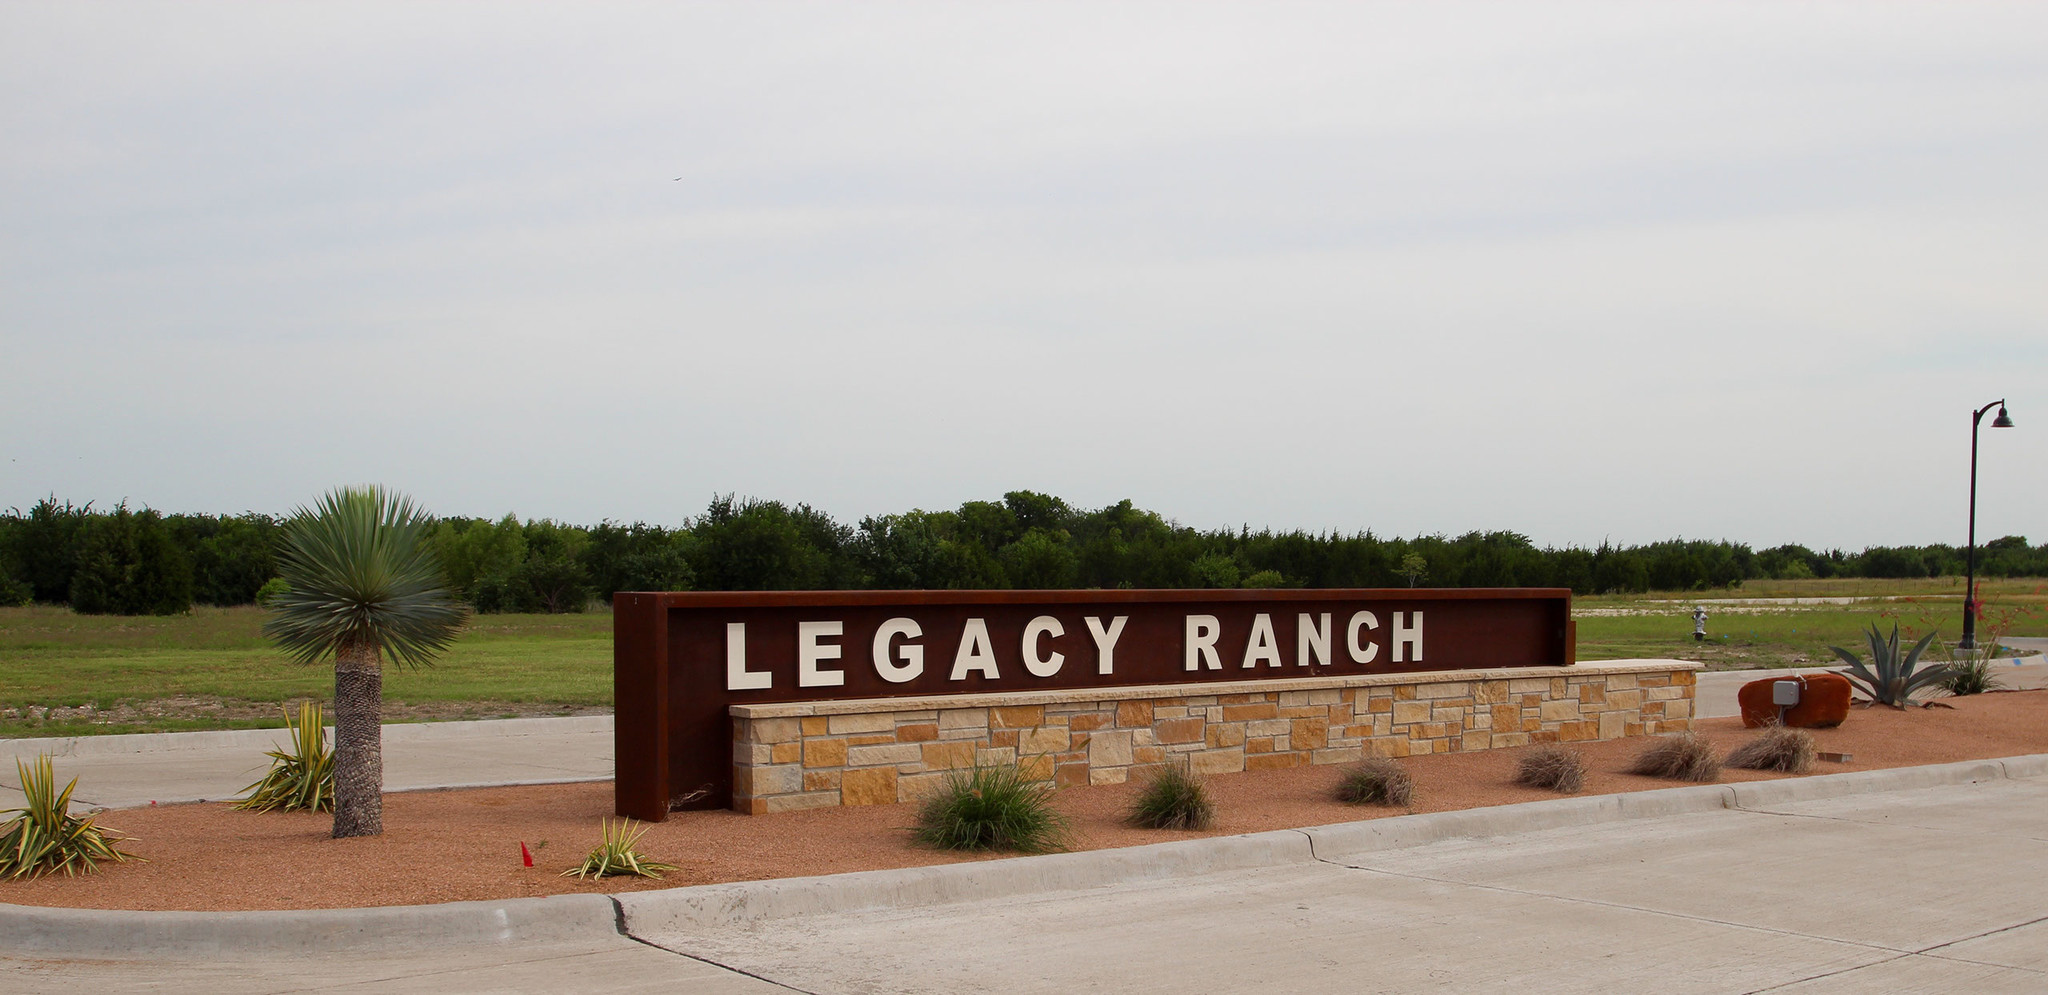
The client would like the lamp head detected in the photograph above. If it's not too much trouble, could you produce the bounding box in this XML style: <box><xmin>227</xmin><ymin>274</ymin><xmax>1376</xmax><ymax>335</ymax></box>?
<box><xmin>1992</xmin><ymin>406</ymin><xmax>2015</xmax><ymax>429</ymax></box>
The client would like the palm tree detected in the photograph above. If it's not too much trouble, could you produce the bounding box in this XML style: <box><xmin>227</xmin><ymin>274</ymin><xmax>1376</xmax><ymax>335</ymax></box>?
<box><xmin>263</xmin><ymin>487</ymin><xmax>467</xmax><ymax>838</ymax></box>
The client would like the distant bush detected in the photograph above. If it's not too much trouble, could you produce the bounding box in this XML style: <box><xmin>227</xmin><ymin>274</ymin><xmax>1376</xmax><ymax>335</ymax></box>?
<box><xmin>1514</xmin><ymin>746</ymin><xmax>1586</xmax><ymax>794</ymax></box>
<box><xmin>1336</xmin><ymin>756</ymin><xmax>1413</xmax><ymax>806</ymax></box>
<box><xmin>0</xmin><ymin>569</ymin><xmax>28</xmax><ymax>608</ymax></box>
<box><xmin>1629</xmin><ymin>732</ymin><xmax>1721</xmax><ymax>782</ymax></box>
<box><xmin>914</xmin><ymin>762</ymin><xmax>1072</xmax><ymax>853</ymax></box>
<box><xmin>1126</xmin><ymin>761</ymin><xmax>1215</xmax><ymax>830</ymax></box>
<box><xmin>254</xmin><ymin>577</ymin><xmax>291</xmax><ymax>606</ymax></box>
<box><xmin>67</xmin><ymin>505</ymin><xmax>192</xmax><ymax>615</ymax></box>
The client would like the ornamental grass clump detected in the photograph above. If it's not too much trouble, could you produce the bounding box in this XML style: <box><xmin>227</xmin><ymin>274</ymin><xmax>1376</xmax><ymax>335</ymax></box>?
<box><xmin>1126</xmin><ymin>761</ymin><xmax>1215</xmax><ymax>831</ymax></box>
<box><xmin>1937</xmin><ymin>657</ymin><xmax>2005</xmax><ymax>697</ymax></box>
<box><xmin>1629</xmin><ymin>731</ymin><xmax>1721</xmax><ymax>783</ymax></box>
<box><xmin>1514</xmin><ymin>745</ymin><xmax>1586</xmax><ymax>794</ymax></box>
<box><xmin>913</xmin><ymin>761</ymin><xmax>1072</xmax><ymax>854</ymax></box>
<box><xmin>234</xmin><ymin>701</ymin><xmax>334</xmax><ymax>813</ymax></box>
<box><xmin>1335</xmin><ymin>756</ymin><xmax>1413</xmax><ymax>806</ymax></box>
<box><xmin>561</xmin><ymin>819</ymin><xmax>677</xmax><ymax>880</ymax></box>
<box><xmin>0</xmin><ymin>755</ymin><xmax>142</xmax><ymax>880</ymax></box>
<box><xmin>1726</xmin><ymin>725</ymin><xmax>1816</xmax><ymax>774</ymax></box>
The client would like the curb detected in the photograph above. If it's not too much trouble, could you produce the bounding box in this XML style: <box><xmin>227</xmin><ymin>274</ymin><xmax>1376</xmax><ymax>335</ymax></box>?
<box><xmin>614</xmin><ymin>752</ymin><xmax>2048</xmax><ymax>932</ymax></box>
<box><xmin>616</xmin><ymin>828</ymin><xmax>1312</xmax><ymax>936</ymax></box>
<box><xmin>6</xmin><ymin>753</ymin><xmax>2043</xmax><ymax>957</ymax></box>
<box><xmin>0</xmin><ymin>894</ymin><xmax>621</xmax><ymax>958</ymax></box>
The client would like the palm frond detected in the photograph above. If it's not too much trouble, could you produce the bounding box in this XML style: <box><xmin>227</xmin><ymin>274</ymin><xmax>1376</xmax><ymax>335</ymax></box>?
<box><xmin>261</xmin><ymin>486</ymin><xmax>468</xmax><ymax>669</ymax></box>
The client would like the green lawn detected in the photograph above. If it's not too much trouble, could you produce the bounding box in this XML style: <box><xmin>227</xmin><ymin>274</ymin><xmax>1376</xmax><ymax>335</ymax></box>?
<box><xmin>4</xmin><ymin>577</ymin><xmax>2042</xmax><ymax>737</ymax></box>
<box><xmin>0</xmin><ymin>606</ymin><xmax>612</xmax><ymax>738</ymax></box>
<box><xmin>1575</xmin><ymin>577</ymin><xmax>2048</xmax><ymax>669</ymax></box>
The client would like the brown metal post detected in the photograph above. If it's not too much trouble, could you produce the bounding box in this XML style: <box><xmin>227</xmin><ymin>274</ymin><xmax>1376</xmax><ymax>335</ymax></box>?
<box><xmin>613</xmin><ymin>592</ymin><xmax>670</xmax><ymax>821</ymax></box>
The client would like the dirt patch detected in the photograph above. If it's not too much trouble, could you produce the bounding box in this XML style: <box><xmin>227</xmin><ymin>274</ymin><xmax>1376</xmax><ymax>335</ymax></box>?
<box><xmin>3</xmin><ymin>692</ymin><xmax>2042</xmax><ymax>912</ymax></box>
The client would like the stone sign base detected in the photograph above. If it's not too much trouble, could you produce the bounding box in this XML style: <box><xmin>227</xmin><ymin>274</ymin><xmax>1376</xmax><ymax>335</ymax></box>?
<box><xmin>729</xmin><ymin>660</ymin><xmax>1698</xmax><ymax>814</ymax></box>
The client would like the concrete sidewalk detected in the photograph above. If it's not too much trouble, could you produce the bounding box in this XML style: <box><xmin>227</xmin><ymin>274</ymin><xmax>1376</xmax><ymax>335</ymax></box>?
<box><xmin>4</xmin><ymin>651</ymin><xmax>2041</xmax><ymax>812</ymax></box>
<box><xmin>0</xmin><ymin>715</ymin><xmax>612</xmax><ymax>812</ymax></box>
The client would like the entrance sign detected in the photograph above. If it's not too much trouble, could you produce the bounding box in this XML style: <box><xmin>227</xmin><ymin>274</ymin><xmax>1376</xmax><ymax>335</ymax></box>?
<box><xmin>616</xmin><ymin>588</ymin><xmax>1571</xmax><ymax>817</ymax></box>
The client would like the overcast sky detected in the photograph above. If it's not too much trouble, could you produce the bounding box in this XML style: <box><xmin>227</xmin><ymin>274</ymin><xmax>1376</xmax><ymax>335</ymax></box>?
<box><xmin>3</xmin><ymin>2</ymin><xmax>2043</xmax><ymax>550</ymax></box>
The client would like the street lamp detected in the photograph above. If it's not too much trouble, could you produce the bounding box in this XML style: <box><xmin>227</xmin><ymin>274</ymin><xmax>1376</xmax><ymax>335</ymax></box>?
<box><xmin>1960</xmin><ymin>399</ymin><xmax>2016</xmax><ymax>651</ymax></box>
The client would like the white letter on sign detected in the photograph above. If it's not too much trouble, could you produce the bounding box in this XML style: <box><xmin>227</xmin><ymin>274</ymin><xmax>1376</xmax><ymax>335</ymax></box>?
<box><xmin>1347</xmin><ymin>611</ymin><xmax>1380</xmax><ymax>664</ymax></box>
<box><xmin>1085</xmin><ymin>615</ymin><xmax>1128</xmax><ymax>675</ymax></box>
<box><xmin>798</xmin><ymin>620</ymin><xmax>845</xmax><ymax>687</ymax></box>
<box><xmin>1298</xmin><ymin>613</ymin><xmax>1332</xmax><ymax>666</ymax></box>
<box><xmin>1022</xmin><ymin>616</ymin><xmax>1065</xmax><ymax>677</ymax></box>
<box><xmin>1393</xmin><ymin>611</ymin><xmax>1424</xmax><ymax>663</ymax></box>
<box><xmin>1242</xmin><ymin>613</ymin><xmax>1282</xmax><ymax>668</ymax></box>
<box><xmin>726</xmin><ymin>622</ymin><xmax>771</xmax><ymax>690</ymax></box>
<box><xmin>951</xmin><ymin>618</ymin><xmax>1000</xmax><ymax>680</ymax></box>
<box><xmin>872</xmin><ymin>617</ymin><xmax>923</xmax><ymax>684</ymax></box>
<box><xmin>1186</xmin><ymin>615</ymin><xmax>1222</xmax><ymax>671</ymax></box>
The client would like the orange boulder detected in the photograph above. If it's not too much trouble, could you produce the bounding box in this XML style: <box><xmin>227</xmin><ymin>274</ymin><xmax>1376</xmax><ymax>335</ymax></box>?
<box><xmin>1737</xmin><ymin>673</ymin><xmax>1852</xmax><ymax>729</ymax></box>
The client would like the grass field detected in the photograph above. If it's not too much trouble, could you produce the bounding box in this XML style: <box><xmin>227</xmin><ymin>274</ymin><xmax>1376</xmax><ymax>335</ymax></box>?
<box><xmin>3</xmin><ymin>578</ymin><xmax>2042</xmax><ymax>738</ymax></box>
<box><xmin>1574</xmin><ymin>577</ymin><xmax>2048</xmax><ymax>668</ymax></box>
<box><xmin>0</xmin><ymin>606</ymin><xmax>612</xmax><ymax>738</ymax></box>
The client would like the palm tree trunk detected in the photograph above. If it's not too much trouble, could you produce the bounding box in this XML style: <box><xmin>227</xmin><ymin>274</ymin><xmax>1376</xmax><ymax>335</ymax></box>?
<box><xmin>331</xmin><ymin>637</ymin><xmax>383</xmax><ymax>838</ymax></box>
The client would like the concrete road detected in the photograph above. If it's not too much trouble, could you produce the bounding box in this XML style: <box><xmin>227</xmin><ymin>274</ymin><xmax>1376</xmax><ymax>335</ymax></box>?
<box><xmin>620</xmin><ymin>775</ymin><xmax>2048</xmax><ymax>994</ymax></box>
<box><xmin>10</xmin><ymin>771</ymin><xmax>2045</xmax><ymax>994</ymax></box>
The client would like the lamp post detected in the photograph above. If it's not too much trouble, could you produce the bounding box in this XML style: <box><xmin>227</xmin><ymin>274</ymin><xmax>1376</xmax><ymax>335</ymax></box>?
<box><xmin>1960</xmin><ymin>399</ymin><xmax>2015</xmax><ymax>651</ymax></box>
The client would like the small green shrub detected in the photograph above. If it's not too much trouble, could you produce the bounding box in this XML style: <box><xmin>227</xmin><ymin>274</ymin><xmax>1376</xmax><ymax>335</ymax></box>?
<box><xmin>253</xmin><ymin>577</ymin><xmax>291</xmax><ymax>606</ymax></box>
<box><xmin>1514</xmin><ymin>746</ymin><xmax>1586</xmax><ymax>794</ymax></box>
<box><xmin>1126</xmin><ymin>761</ymin><xmax>1215</xmax><ymax>830</ymax></box>
<box><xmin>913</xmin><ymin>761</ymin><xmax>1072</xmax><ymax>853</ymax></box>
<box><xmin>1629</xmin><ymin>732</ymin><xmax>1721</xmax><ymax>782</ymax></box>
<box><xmin>0</xmin><ymin>755</ymin><xmax>142</xmax><ymax>879</ymax></box>
<box><xmin>561</xmin><ymin>818</ymin><xmax>678</xmax><ymax>879</ymax></box>
<box><xmin>1335</xmin><ymin>756</ymin><xmax>1413</xmax><ymax>806</ymax></box>
<box><xmin>234</xmin><ymin>701</ymin><xmax>334</xmax><ymax>813</ymax></box>
<box><xmin>1726</xmin><ymin>726</ymin><xmax>1816</xmax><ymax>773</ymax></box>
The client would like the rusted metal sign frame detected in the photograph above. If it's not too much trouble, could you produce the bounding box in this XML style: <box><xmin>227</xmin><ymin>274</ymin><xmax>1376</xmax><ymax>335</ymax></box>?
<box><xmin>615</xmin><ymin>588</ymin><xmax>1574</xmax><ymax>819</ymax></box>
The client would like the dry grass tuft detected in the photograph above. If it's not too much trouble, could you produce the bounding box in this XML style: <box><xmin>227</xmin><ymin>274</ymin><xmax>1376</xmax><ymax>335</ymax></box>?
<box><xmin>1628</xmin><ymin>731</ymin><xmax>1722</xmax><ymax>782</ymax></box>
<box><xmin>1335</xmin><ymin>756</ymin><xmax>1414</xmax><ymax>806</ymax></box>
<box><xmin>1725</xmin><ymin>725</ymin><xmax>1816</xmax><ymax>773</ymax></box>
<box><xmin>1514</xmin><ymin>745</ymin><xmax>1587</xmax><ymax>794</ymax></box>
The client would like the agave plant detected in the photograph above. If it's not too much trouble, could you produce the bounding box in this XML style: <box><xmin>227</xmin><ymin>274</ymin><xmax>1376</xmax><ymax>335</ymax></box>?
<box><xmin>0</xmin><ymin>755</ymin><xmax>142</xmax><ymax>880</ymax></box>
<box><xmin>1830</xmin><ymin>623</ymin><xmax>1951</xmax><ymax>708</ymax></box>
<box><xmin>234</xmin><ymin>701</ymin><xmax>335</xmax><ymax>813</ymax></box>
<box><xmin>561</xmin><ymin>818</ymin><xmax>678</xmax><ymax>879</ymax></box>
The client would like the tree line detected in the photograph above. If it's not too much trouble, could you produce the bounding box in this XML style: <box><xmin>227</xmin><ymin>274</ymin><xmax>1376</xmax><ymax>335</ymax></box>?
<box><xmin>2</xmin><ymin>492</ymin><xmax>2044</xmax><ymax>616</ymax></box>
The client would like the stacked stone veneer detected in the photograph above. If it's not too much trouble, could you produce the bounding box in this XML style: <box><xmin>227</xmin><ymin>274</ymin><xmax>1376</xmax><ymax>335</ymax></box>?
<box><xmin>729</xmin><ymin>660</ymin><xmax>1698</xmax><ymax>814</ymax></box>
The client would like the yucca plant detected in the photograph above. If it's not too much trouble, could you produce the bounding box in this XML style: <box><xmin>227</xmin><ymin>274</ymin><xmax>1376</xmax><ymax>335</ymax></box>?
<box><xmin>234</xmin><ymin>701</ymin><xmax>334</xmax><ymax>813</ymax></box>
<box><xmin>1335</xmin><ymin>756</ymin><xmax>1414</xmax><ymax>806</ymax></box>
<box><xmin>913</xmin><ymin>761</ymin><xmax>1073</xmax><ymax>853</ymax></box>
<box><xmin>0</xmin><ymin>755</ymin><xmax>142</xmax><ymax>880</ymax></box>
<box><xmin>1829</xmin><ymin>623</ymin><xmax>1950</xmax><ymax>709</ymax></box>
<box><xmin>1126</xmin><ymin>760</ymin><xmax>1215</xmax><ymax>831</ymax></box>
<box><xmin>263</xmin><ymin>486</ymin><xmax>468</xmax><ymax>838</ymax></box>
<box><xmin>561</xmin><ymin>818</ymin><xmax>678</xmax><ymax>879</ymax></box>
